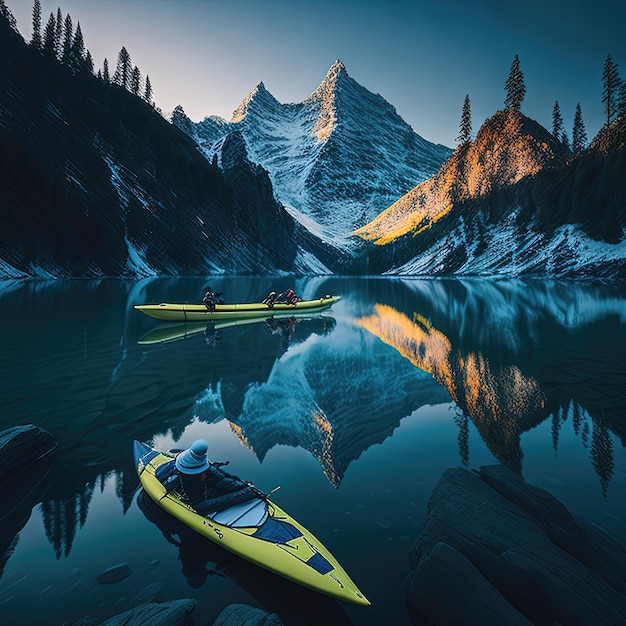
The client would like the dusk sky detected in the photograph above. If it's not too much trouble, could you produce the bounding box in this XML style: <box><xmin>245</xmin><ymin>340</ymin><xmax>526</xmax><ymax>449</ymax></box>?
<box><xmin>10</xmin><ymin>0</ymin><xmax>626</xmax><ymax>148</ymax></box>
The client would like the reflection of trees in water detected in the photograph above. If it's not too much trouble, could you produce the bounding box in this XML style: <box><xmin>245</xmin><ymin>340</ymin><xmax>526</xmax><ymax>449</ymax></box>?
<box><xmin>591</xmin><ymin>418</ymin><xmax>615</xmax><ymax>500</ymax></box>
<box><xmin>41</xmin><ymin>482</ymin><xmax>94</xmax><ymax>559</ymax></box>
<box><xmin>357</xmin><ymin>305</ymin><xmax>544</xmax><ymax>474</ymax></box>
<box><xmin>39</xmin><ymin>468</ymin><xmax>140</xmax><ymax>560</ymax></box>
<box><xmin>115</xmin><ymin>469</ymin><xmax>141</xmax><ymax>514</ymax></box>
<box><xmin>453</xmin><ymin>408</ymin><xmax>470</xmax><ymax>467</ymax></box>
<box><xmin>357</xmin><ymin>304</ymin><xmax>620</xmax><ymax>493</ymax></box>
<box><xmin>551</xmin><ymin>405</ymin><xmax>565</xmax><ymax>454</ymax></box>
<box><xmin>452</xmin><ymin>352</ymin><xmax>546</xmax><ymax>474</ymax></box>
<box><xmin>547</xmin><ymin>401</ymin><xmax>615</xmax><ymax>499</ymax></box>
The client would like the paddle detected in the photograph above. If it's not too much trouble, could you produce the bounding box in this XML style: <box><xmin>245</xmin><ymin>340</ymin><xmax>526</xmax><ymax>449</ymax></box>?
<box><xmin>225</xmin><ymin>485</ymin><xmax>281</xmax><ymax>527</ymax></box>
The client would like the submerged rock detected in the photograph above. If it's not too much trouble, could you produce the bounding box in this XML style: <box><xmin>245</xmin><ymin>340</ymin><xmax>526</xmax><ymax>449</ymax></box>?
<box><xmin>97</xmin><ymin>599</ymin><xmax>197</xmax><ymax>626</ymax></box>
<box><xmin>213</xmin><ymin>603</ymin><xmax>284</xmax><ymax>626</ymax></box>
<box><xmin>126</xmin><ymin>582</ymin><xmax>164</xmax><ymax>608</ymax></box>
<box><xmin>96</xmin><ymin>563</ymin><xmax>133</xmax><ymax>585</ymax></box>
<box><xmin>404</xmin><ymin>465</ymin><xmax>626</xmax><ymax>625</ymax></box>
<box><xmin>0</xmin><ymin>424</ymin><xmax>57</xmax><ymax>481</ymax></box>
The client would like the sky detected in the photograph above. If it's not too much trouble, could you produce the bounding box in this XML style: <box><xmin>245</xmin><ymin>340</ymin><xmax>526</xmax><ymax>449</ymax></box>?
<box><xmin>9</xmin><ymin>0</ymin><xmax>626</xmax><ymax>148</ymax></box>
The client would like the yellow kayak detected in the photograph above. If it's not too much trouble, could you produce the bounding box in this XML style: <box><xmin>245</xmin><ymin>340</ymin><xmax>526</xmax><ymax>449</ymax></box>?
<box><xmin>134</xmin><ymin>295</ymin><xmax>340</xmax><ymax>322</ymax></box>
<box><xmin>133</xmin><ymin>441</ymin><xmax>370</xmax><ymax>606</ymax></box>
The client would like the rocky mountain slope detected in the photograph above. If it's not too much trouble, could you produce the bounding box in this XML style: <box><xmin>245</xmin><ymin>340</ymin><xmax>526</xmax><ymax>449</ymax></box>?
<box><xmin>0</xmin><ymin>17</ymin><xmax>332</xmax><ymax>279</ymax></box>
<box><xmin>188</xmin><ymin>60</ymin><xmax>453</xmax><ymax>245</ymax></box>
<box><xmin>351</xmin><ymin>110</ymin><xmax>626</xmax><ymax>279</ymax></box>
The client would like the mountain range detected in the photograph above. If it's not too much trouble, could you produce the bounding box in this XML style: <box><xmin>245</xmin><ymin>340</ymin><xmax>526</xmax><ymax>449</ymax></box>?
<box><xmin>183</xmin><ymin>60</ymin><xmax>452</xmax><ymax>246</ymax></box>
<box><xmin>1</xmin><ymin>12</ymin><xmax>625</xmax><ymax>280</ymax></box>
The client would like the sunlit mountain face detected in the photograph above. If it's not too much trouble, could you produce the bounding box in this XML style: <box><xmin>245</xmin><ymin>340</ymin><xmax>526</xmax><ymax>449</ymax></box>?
<box><xmin>353</xmin><ymin>110</ymin><xmax>565</xmax><ymax>245</ymax></box>
<box><xmin>351</xmin><ymin>111</ymin><xmax>626</xmax><ymax>279</ymax></box>
<box><xmin>189</xmin><ymin>60</ymin><xmax>452</xmax><ymax>246</ymax></box>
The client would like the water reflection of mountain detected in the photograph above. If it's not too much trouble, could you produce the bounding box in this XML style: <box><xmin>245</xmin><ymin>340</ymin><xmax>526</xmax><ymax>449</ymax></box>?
<box><xmin>214</xmin><ymin>326</ymin><xmax>450</xmax><ymax>486</ymax></box>
<box><xmin>0</xmin><ymin>457</ymin><xmax>54</xmax><ymax>581</ymax></box>
<box><xmin>354</xmin><ymin>279</ymin><xmax>626</xmax><ymax>495</ymax></box>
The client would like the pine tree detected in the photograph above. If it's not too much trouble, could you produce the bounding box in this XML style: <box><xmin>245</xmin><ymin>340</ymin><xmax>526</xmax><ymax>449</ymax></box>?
<box><xmin>42</xmin><ymin>12</ymin><xmax>56</xmax><ymax>57</ymax></box>
<box><xmin>617</xmin><ymin>80</ymin><xmax>626</xmax><ymax>117</ymax></box>
<box><xmin>572</xmin><ymin>103</ymin><xmax>588</xmax><ymax>154</ymax></box>
<box><xmin>144</xmin><ymin>75</ymin><xmax>153</xmax><ymax>104</ymax></box>
<box><xmin>131</xmin><ymin>66</ymin><xmax>141</xmax><ymax>96</ymax></box>
<box><xmin>601</xmin><ymin>53</ymin><xmax>621</xmax><ymax>128</ymax></box>
<box><xmin>84</xmin><ymin>49</ymin><xmax>94</xmax><ymax>74</ymax></box>
<box><xmin>504</xmin><ymin>54</ymin><xmax>526</xmax><ymax>111</ymax></box>
<box><xmin>70</xmin><ymin>22</ymin><xmax>85</xmax><ymax>72</ymax></box>
<box><xmin>54</xmin><ymin>6</ymin><xmax>63</xmax><ymax>60</ymax></box>
<box><xmin>561</xmin><ymin>130</ymin><xmax>570</xmax><ymax>150</ymax></box>
<box><xmin>62</xmin><ymin>13</ymin><xmax>72</xmax><ymax>65</ymax></box>
<box><xmin>456</xmin><ymin>94</ymin><xmax>472</xmax><ymax>144</ymax></box>
<box><xmin>31</xmin><ymin>0</ymin><xmax>42</xmax><ymax>50</ymax></box>
<box><xmin>114</xmin><ymin>46</ymin><xmax>132</xmax><ymax>90</ymax></box>
<box><xmin>0</xmin><ymin>0</ymin><xmax>18</xmax><ymax>31</ymax></box>
<box><xmin>102</xmin><ymin>58</ymin><xmax>110</xmax><ymax>83</ymax></box>
<box><xmin>552</xmin><ymin>101</ymin><xmax>564</xmax><ymax>140</ymax></box>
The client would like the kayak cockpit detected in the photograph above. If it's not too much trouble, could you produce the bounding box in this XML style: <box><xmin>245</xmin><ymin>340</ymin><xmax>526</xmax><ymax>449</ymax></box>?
<box><xmin>211</xmin><ymin>498</ymin><xmax>268</xmax><ymax>527</ymax></box>
<box><xmin>152</xmin><ymin>456</ymin><xmax>268</xmax><ymax>527</ymax></box>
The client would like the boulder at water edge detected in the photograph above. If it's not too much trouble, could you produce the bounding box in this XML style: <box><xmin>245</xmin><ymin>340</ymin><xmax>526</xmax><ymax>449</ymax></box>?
<box><xmin>98</xmin><ymin>599</ymin><xmax>197</xmax><ymax>626</ymax></box>
<box><xmin>404</xmin><ymin>465</ymin><xmax>626</xmax><ymax>625</ymax></box>
<box><xmin>213</xmin><ymin>603</ymin><xmax>284</xmax><ymax>626</ymax></box>
<box><xmin>0</xmin><ymin>424</ymin><xmax>58</xmax><ymax>481</ymax></box>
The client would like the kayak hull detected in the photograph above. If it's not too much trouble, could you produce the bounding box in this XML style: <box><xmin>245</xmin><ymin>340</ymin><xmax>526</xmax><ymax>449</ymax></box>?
<box><xmin>134</xmin><ymin>295</ymin><xmax>340</xmax><ymax>322</ymax></box>
<box><xmin>133</xmin><ymin>440</ymin><xmax>369</xmax><ymax>606</ymax></box>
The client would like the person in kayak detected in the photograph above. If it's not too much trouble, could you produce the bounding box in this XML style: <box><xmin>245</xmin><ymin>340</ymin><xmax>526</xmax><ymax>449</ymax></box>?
<box><xmin>175</xmin><ymin>439</ymin><xmax>258</xmax><ymax>515</ymax></box>
<box><xmin>202</xmin><ymin>287</ymin><xmax>224</xmax><ymax>311</ymax></box>
<box><xmin>274</xmin><ymin>289</ymin><xmax>300</xmax><ymax>305</ymax></box>
<box><xmin>262</xmin><ymin>290</ymin><xmax>277</xmax><ymax>308</ymax></box>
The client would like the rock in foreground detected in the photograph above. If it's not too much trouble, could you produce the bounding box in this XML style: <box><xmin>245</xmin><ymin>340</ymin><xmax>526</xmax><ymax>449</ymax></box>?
<box><xmin>213</xmin><ymin>603</ymin><xmax>284</xmax><ymax>626</ymax></box>
<box><xmin>404</xmin><ymin>465</ymin><xmax>626</xmax><ymax>625</ymax></box>
<box><xmin>98</xmin><ymin>599</ymin><xmax>197</xmax><ymax>626</ymax></box>
<box><xmin>0</xmin><ymin>424</ymin><xmax>57</xmax><ymax>481</ymax></box>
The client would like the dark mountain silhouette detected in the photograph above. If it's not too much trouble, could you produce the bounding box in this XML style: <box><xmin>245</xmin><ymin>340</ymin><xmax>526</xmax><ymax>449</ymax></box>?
<box><xmin>0</xmin><ymin>17</ymin><xmax>333</xmax><ymax>279</ymax></box>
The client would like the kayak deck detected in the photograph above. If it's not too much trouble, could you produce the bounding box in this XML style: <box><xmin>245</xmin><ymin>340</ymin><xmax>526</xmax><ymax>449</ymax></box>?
<box><xmin>133</xmin><ymin>441</ymin><xmax>369</xmax><ymax>606</ymax></box>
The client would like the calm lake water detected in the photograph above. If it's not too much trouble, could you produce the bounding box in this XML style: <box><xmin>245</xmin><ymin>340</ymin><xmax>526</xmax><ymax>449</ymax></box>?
<box><xmin>0</xmin><ymin>276</ymin><xmax>625</xmax><ymax>626</ymax></box>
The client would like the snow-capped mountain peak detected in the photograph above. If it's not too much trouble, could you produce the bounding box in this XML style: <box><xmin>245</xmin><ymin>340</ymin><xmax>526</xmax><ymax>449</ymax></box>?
<box><xmin>192</xmin><ymin>61</ymin><xmax>452</xmax><ymax>246</ymax></box>
<box><xmin>313</xmin><ymin>58</ymin><xmax>348</xmax><ymax>93</ymax></box>
<box><xmin>231</xmin><ymin>81</ymin><xmax>281</xmax><ymax>123</ymax></box>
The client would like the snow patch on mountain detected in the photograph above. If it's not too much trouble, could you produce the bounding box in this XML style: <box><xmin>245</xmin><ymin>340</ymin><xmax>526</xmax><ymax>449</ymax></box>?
<box><xmin>102</xmin><ymin>156</ymin><xmax>159</xmax><ymax>278</ymax></box>
<box><xmin>125</xmin><ymin>235</ymin><xmax>158</xmax><ymax>277</ymax></box>
<box><xmin>0</xmin><ymin>259</ymin><xmax>30</xmax><ymax>280</ymax></box>
<box><xmin>292</xmin><ymin>247</ymin><xmax>332</xmax><ymax>275</ymax></box>
<box><xmin>392</xmin><ymin>216</ymin><xmax>626</xmax><ymax>280</ymax></box>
